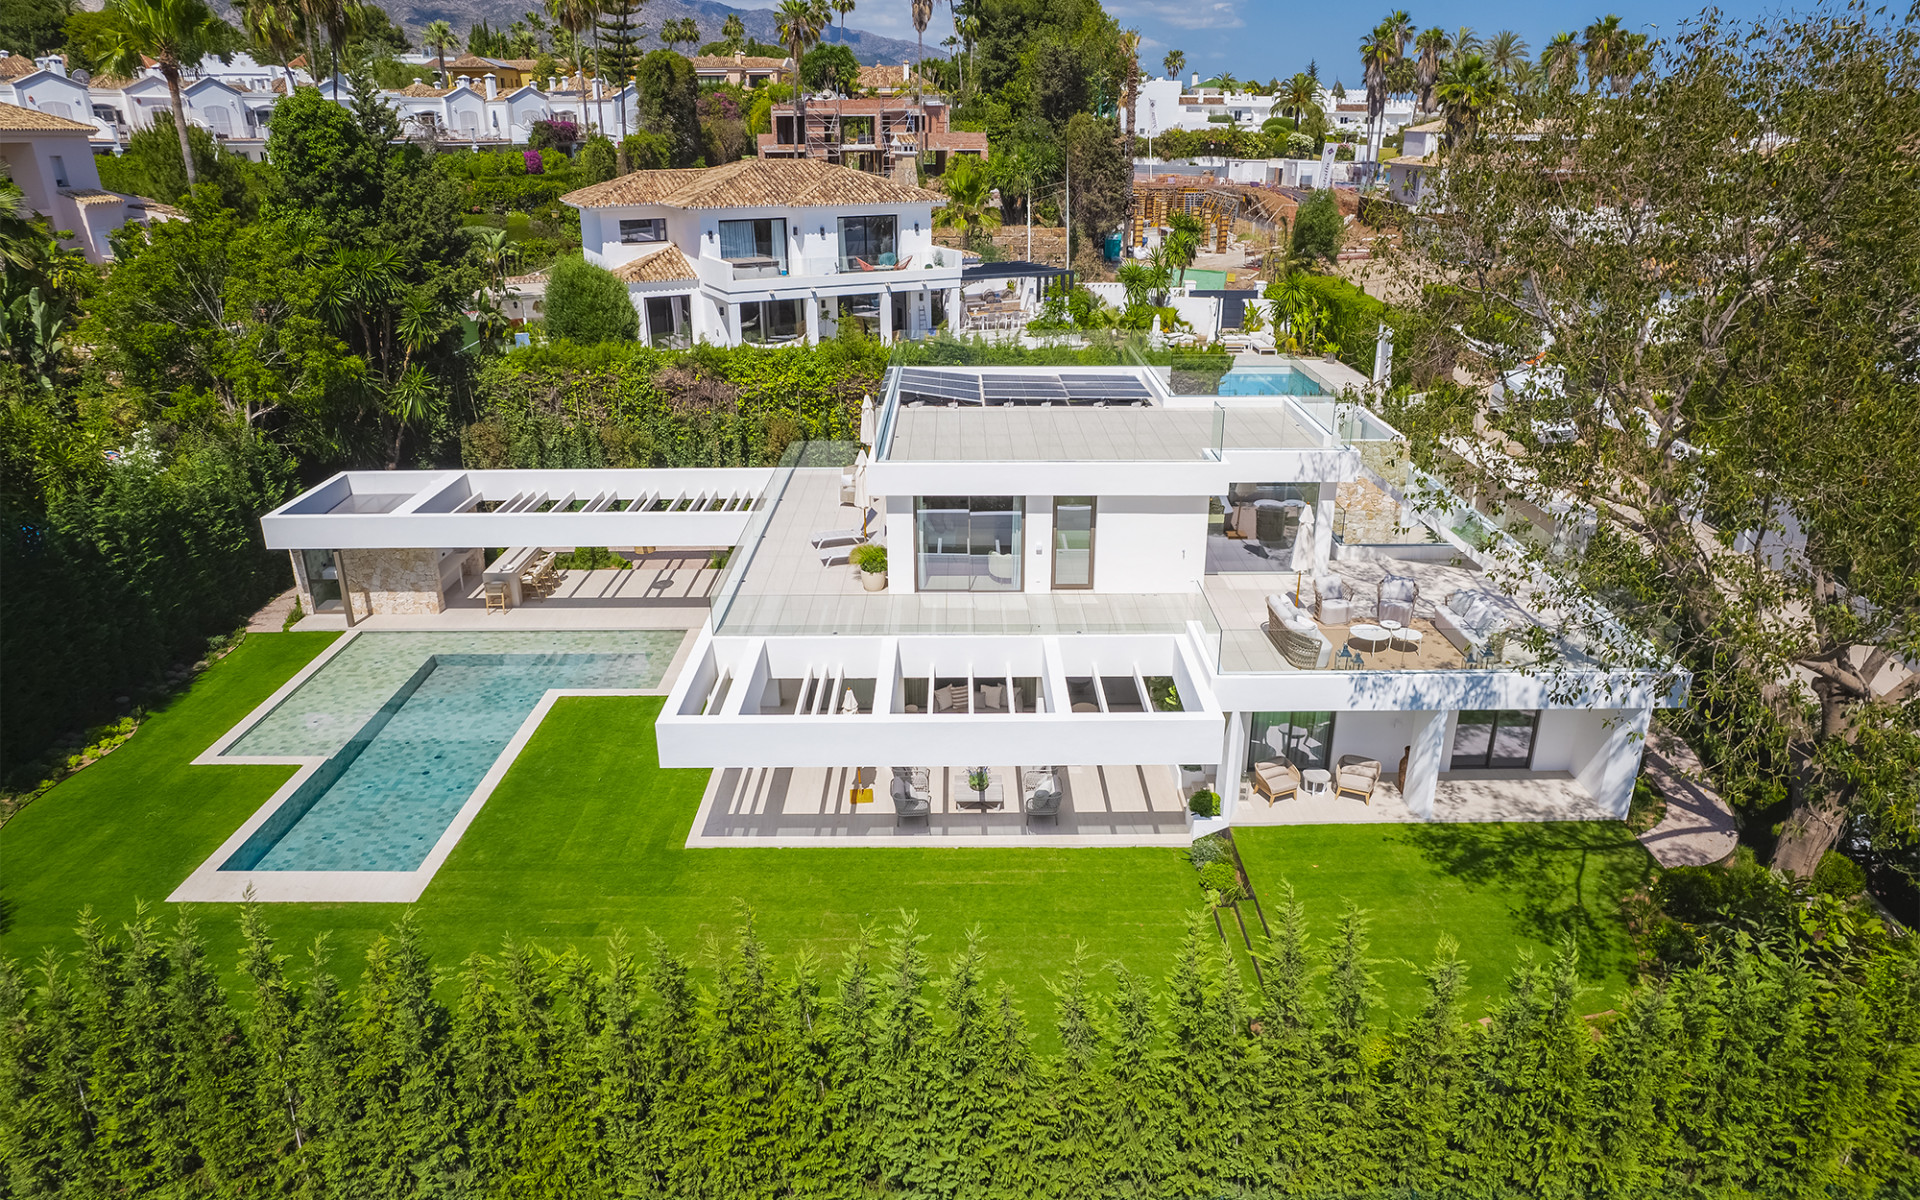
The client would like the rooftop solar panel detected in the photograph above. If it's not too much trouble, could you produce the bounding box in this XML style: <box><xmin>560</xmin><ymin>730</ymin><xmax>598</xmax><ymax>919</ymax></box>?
<box><xmin>981</xmin><ymin>375</ymin><xmax>1067</xmax><ymax>401</ymax></box>
<box><xmin>1061</xmin><ymin>373</ymin><xmax>1151</xmax><ymax>399</ymax></box>
<box><xmin>896</xmin><ymin>369</ymin><xmax>982</xmax><ymax>404</ymax></box>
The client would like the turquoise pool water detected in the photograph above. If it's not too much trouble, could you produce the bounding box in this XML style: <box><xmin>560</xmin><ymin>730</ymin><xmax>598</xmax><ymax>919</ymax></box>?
<box><xmin>221</xmin><ymin>631</ymin><xmax>680</xmax><ymax>872</ymax></box>
<box><xmin>1215</xmin><ymin>367</ymin><xmax>1330</xmax><ymax>397</ymax></box>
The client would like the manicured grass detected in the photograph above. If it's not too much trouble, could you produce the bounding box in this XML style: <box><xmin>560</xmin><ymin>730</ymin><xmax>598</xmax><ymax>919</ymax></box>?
<box><xmin>2</xmin><ymin>633</ymin><xmax>1650</xmax><ymax>1022</ymax></box>
<box><xmin>1233</xmin><ymin>820</ymin><xmax>1654</xmax><ymax>1017</ymax></box>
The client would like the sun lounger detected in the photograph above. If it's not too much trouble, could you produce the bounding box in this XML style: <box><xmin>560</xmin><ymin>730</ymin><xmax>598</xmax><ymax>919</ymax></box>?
<box><xmin>811</xmin><ymin>528</ymin><xmax>867</xmax><ymax>548</ymax></box>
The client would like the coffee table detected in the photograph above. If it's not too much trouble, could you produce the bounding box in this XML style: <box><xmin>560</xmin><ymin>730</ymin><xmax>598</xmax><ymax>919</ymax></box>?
<box><xmin>1301</xmin><ymin>768</ymin><xmax>1332</xmax><ymax>796</ymax></box>
<box><xmin>1391</xmin><ymin>626</ymin><xmax>1425</xmax><ymax>665</ymax></box>
<box><xmin>957</xmin><ymin>767</ymin><xmax>1004</xmax><ymax>811</ymax></box>
<box><xmin>1348</xmin><ymin>623</ymin><xmax>1391</xmax><ymax>651</ymax></box>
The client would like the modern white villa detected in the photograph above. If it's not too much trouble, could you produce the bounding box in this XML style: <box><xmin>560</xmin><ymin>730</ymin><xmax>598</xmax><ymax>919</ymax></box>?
<box><xmin>240</xmin><ymin>350</ymin><xmax>1684</xmax><ymax>876</ymax></box>
<box><xmin>563</xmin><ymin>159</ymin><xmax>964</xmax><ymax>348</ymax></box>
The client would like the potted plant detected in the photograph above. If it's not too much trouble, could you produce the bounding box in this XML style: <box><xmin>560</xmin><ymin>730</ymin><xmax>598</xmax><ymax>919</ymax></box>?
<box><xmin>1188</xmin><ymin>788</ymin><xmax>1221</xmax><ymax>818</ymax></box>
<box><xmin>850</xmin><ymin>543</ymin><xmax>888</xmax><ymax>591</ymax></box>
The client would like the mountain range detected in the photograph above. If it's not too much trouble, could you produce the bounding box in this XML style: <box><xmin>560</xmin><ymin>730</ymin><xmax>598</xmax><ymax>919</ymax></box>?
<box><xmin>378</xmin><ymin>0</ymin><xmax>935</xmax><ymax>67</ymax></box>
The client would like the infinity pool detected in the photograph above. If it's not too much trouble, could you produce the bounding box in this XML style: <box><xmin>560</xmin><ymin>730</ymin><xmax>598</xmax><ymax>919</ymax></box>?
<box><xmin>221</xmin><ymin>631</ymin><xmax>680</xmax><ymax>872</ymax></box>
<box><xmin>1214</xmin><ymin>367</ymin><xmax>1330</xmax><ymax>397</ymax></box>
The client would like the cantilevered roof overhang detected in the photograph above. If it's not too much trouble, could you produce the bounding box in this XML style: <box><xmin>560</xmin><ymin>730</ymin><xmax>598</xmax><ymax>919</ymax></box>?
<box><xmin>260</xmin><ymin>468</ymin><xmax>776</xmax><ymax>550</ymax></box>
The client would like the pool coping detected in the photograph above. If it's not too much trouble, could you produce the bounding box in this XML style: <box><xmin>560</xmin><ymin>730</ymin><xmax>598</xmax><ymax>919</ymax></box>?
<box><xmin>169</xmin><ymin>626</ymin><xmax>699</xmax><ymax>904</ymax></box>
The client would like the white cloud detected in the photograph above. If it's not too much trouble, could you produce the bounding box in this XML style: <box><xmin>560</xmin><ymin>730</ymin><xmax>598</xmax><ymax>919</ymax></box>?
<box><xmin>1109</xmin><ymin>0</ymin><xmax>1244</xmax><ymax>31</ymax></box>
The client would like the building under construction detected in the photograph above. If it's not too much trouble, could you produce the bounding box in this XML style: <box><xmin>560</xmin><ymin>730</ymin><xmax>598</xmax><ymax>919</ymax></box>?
<box><xmin>1127</xmin><ymin>181</ymin><xmax>1241</xmax><ymax>254</ymax></box>
<box><xmin>757</xmin><ymin>95</ymin><xmax>987</xmax><ymax>181</ymax></box>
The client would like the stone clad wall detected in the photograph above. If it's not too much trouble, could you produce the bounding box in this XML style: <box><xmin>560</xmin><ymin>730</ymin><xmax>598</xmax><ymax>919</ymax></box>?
<box><xmin>339</xmin><ymin>548</ymin><xmax>447</xmax><ymax>618</ymax></box>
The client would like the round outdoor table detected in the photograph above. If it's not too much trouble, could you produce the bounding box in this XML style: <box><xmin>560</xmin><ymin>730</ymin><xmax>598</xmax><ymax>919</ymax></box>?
<box><xmin>1301</xmin><ymin>768</ymin><xmax>1333</xmax><ymax>796</ymax></box>
<box><xmin>1391</xmin><ymin>627</ymin><xmax>1425</xmax><ymax>665</ymax></box>
<box><xmin>1348</xmin><ymin>623</ymin><xmax>1392</xmax><ymax>651</ymax></box>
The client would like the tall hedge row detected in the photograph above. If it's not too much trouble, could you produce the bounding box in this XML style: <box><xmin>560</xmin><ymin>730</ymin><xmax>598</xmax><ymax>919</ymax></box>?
<box><xmin>0</xmin><ymin>394</ymin><xmax>293</xmax><ymax>776</ymax></box>
<box><xmin>2</xmin><ymin>899</ymin><xmax>1915</xmax><ymax>1200</ymax></box>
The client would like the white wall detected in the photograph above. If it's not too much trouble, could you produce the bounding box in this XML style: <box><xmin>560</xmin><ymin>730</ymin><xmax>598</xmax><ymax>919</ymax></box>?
<box><xmin>1089</xmin><ymin>496</ymin><xmax>1208</xmax><ymax>592</ymax></box>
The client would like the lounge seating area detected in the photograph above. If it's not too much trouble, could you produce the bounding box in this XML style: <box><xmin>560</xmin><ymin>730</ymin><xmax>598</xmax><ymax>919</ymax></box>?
<box><xmin>1250</xmin><ymin>753</ymin><xmax>1381</xmax><ymax>809</ymax></box>
<box><xmin>1264</xmin><ymin>591</ymin><xmax>1335</xmax><ymax>670</ymax></box>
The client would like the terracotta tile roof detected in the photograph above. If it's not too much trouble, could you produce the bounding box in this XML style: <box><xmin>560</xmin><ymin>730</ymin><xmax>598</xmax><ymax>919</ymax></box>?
<box><xmin>856</xmin><ymin>63</ymin><xmax>926</xmax><ymax>91</ymax></box>
<box><xmin>0</xmin><ymin>55</ymin><xmax>40</xmax><ymax>80</ymax></box>
<box><xmin>1403</xmin><ymin>118</ymin><xmax>1445</xmax><ymax>133</ymax></box>
<box><xmin>502</xmin><ymin>59</ymin><xmax>541</xmax><ymax>72</ymax></box>
<box><xmin>90</xmin><ymin>73</ymin><xmax>140</xmax><ymax>89</ymax></box>
<box><xmin>608</xmin><ymin>244</ymin><xmax>696</xmax><ymax>283</ymax></box>
<box><xmin>769</xmin><ymin>96</ymin><xmax>945</xmax><ymax>116</ymax></box>
<box><xmin>0</xmin><ymin>100</ymin><xmax>96</xmax><ymax>132</ymax></box>
<box><xmin>564</xmin><ymin>157</ymin><xmax>942</xmax><ymax>210</ymax></box>
<box><xmin>1385</xmin><ymin>153</ymin><xmax>1434</xmax><ymax>166</ymax></box>
<box><xmin>393</xmin><ymin>82</ymin><xmax>449</xmax><ymax>97</ymax></box>
<box><xmin>60</xmin><ymin>188</ymin><xmax>124</xmax><ymax>207</ymax></box>
<box><xmin>690</xmin><ymin>55</ymin><xmax>788</xmax><ymax>72</ymax></box>
<box><xmin>446</xmin><ymin>53</ymin><xmax>503</xmax><ymax>71</ymax></box>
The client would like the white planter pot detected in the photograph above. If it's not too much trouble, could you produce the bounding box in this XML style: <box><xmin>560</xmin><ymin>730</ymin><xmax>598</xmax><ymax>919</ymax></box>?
<box><xmin>861</xmin><ymin>569</ymin><xmax>886</xmax><ymax>592</ymax></box>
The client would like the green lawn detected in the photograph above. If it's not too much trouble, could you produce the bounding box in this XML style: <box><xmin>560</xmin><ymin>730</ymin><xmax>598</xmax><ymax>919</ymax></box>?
<box><xmin>1233</xmin><ymin>820</ymin><xmax>1653</xmax><ymax>1017</ymax></box>
<box><xmin>1</xmin><ymin>632</ymin><xmax>1652</xmax><ymax>1023</ymax></box>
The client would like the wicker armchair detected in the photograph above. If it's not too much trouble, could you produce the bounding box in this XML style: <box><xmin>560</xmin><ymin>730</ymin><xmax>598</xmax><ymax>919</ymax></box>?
<box><xmin>1252</xmin><ymin>759</ymin><xmax>1302</xmax><ymax>805</ymax></box>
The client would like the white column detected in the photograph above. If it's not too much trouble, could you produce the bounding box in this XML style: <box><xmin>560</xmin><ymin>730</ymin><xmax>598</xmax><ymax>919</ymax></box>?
<box><xmin>1574</xmin><ymin>707</ymin><xmax>1652</xmax><ymax>819</ymax></box>
<box><xmin>1400</xmin><ymin>709</ymin><xmax>1449</xmax><ymax>818</ymax></box>
<box><xmin>727</xmin><ymin>302</ymin><xmax>742</xmax><ymax>346</ymax></box>
<box><xmin>947</xmin><ymin>285</ymin><xmax>963</xmax><ymax>332</ymax></box>
<box><xmin>804</xmin><ymin>295</ymin><xmax>821</xmax><ymax>345</ymax></box>
<box><xmin>1220</xmin><ymin>710</ymin><xmax>1249</xmax><ymax>815</ymax></box>
<box><xmin>878</xmin><ymin>289</ymin><xmax>894</xmax><ymax>342</ymax></box>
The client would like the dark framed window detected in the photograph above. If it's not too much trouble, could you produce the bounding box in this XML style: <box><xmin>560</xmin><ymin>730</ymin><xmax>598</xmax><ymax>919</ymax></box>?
<box><xmin>1249</xmin><ymin>711</ymin><xmax>1336</xmax><ymax>772</ymax></box>
<box><xmin>619</xmin><ymin>217</ymin><xmax>667</xmax><ymax>244</ymax></box>
<box><xmin>838</xmin><ymin>214</ymin><xmax>898</xmax><ymax>270</ymax></box>
<box><xmin>1052</xmin><ymin>496</ymin><xmax>1095</xmax><ymax>589</ymax></box>
<box><xmin>1450</xmin><ymin>710</ymin><xmax>1540</xmax><ymax>770</ymax></box>
<box><xmin>718</xmin><ymin>217</ymin><xmax>787</xmax><ymax>264</ymax></box>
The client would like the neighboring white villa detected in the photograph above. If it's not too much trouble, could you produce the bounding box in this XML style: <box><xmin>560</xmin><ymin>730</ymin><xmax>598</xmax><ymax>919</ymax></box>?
<box><xmin>1135</xmin><ymin>74</ymin><xmax>1418</xmax><ymax>145</ymax></box>
<box><xmin>564</xmin><ymin>158</ymin><xmax>964</xmax><ymax>347</ymax></box>
<box><xmin>250</xmin><ymin>355</ymin><xmax>1682</xmax><ymax>863</ymax></box>
<box><xmin>0</xmin><ymin>100</ymin><xmax>180</xmax><ymax>260</ymax></box>
<box><xmin>1384</xmin><ymin>119</ymin><xmax>1445</xmax><ymax>207</ymax></box>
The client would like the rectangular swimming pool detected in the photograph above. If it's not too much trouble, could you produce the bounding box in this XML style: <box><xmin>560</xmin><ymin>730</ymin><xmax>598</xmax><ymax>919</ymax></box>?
<box><xmin>1215</xmin><ymin>367</ymin><xmax>1331</xmax><ymax>397</ymax></box>
<box><xmin>220</xmin><ymin>631</ymin><xmax>680</xmax><ymax>873</ymax></box>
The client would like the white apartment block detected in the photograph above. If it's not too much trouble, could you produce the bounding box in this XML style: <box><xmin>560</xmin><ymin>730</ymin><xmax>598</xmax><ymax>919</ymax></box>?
<box><xmin>256</xmin><ymin>355</ymin><xmax>1682</xmax><ymax>849</ymax></box>
<box><xmin>565</xmin><ymin>158</ymin><xmax>963</xmax><ymax>348</ymax></box>
<box><xmin>1135</xmin><ymin>75</ymin><xmax>1417</xmax><ymax>144</ymax></box>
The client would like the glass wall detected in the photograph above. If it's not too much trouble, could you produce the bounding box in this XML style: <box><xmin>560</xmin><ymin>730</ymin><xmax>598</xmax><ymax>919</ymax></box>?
<box><xmin>738</xmin><ymin>299</ymin><xmax>804</xmax><ymax>345</ymax></box>
<box><xmin>1052</xmin><ymin>496</ymin><xmax>1095</xmax><ymax>588</ymax></box>
<box><xmin>914</xmin><ymin>496</ymin><xmax>1023</xmax><ymax>592</ymax></box>
<box><xmin>1248</xmin><ymin>711</ymin><xmax>1336</xmax><ymax>772</ymax></box>
<box><xmin>839</xmin><ymin>214</ymin><xmax>898</xmax><ymax>270</ymax></box>
<box><xmin>718</xmin><ymin>217</ymin><xmax>787</xmax><ymax>275</ymax></box>
<box><xmin>301</xmin><ymin>548</ymin><xmax>341</xmax><ymax>608</ymax></box>
<box><xmin>1450</xmin><ymin>710</ymin><xmax>1539</xmax><ymax>769</ymax></box>
<box><xmin>1207</xmin><ymin>482</ymin><xmax>1321</xmax><ymax>572</ymax></box>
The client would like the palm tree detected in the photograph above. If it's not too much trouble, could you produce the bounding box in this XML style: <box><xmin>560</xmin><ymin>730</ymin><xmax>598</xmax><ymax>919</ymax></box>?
<box><xmin>833</xmin><ymin>0</ymin><xmax>854</xmax><ymax>38</ymax></box>
<box><xmin>1583</xmin><ymin>15</ymin><xmax>1625</xmax><ymax>93</ymax></box>
<box><xmin>1450</xmin><ymin>26</ymin><xmax>1481</xmax><ymax>61</ymax></box>
<box><xmin>1163</xmin><ymin>49</ymin><xmax>1184</xmax><ymax>82</ymax></box>
<box><xmin>776</xmin><ymin>0</ymin><xmax>824</xmax><ymax>145</ymax></box>
<box><xmin>1281</xmin><ymin>72</ymin><xmax>1319</xmax><ymax>122</ymax></box>
<box><xmin>1358</xmin><ymin>23</ymin><xmax>1394</xmax><ymax>161</ymax></box>
<box><xmin>911</xmin><ymin>0</ymin><xmax>932</xmax><ymax>106</ymax></box>
<box><xmin>1120</xmin><ymin>30</ymin><xmax>1140</xmax><ymax>137</ymax></box>
<box><xmin>296</xmin><ymin>0</ymin><xmax>348</xmax><ymax>91</ymax></box>
<box><xmin>932</xmin><ymin>155</ymin><xmax>1000</xmax><ymax>246</ymax></box>
<box><xmin>720</xmin><ymin>13</ymin><xmax>745</xmax><ymax>54</ymax></box>
<box><xmin>548</xmin><ymin>0</ymin><xmax>598</xmax><ymax>127</ymax></box>
<box><xmin>422</xmin><ymin>19</ymin><xmax>458</xmax><ymax>84</ymax></box>
<box><xmin>1435</xmin><ymin>53</ymin><xmax>1502</xmax><ymax>144</ymax></box>
<box><xmin>1611</xmin><ymin>31</ymin><xmax>1648</xmax><ymax>95</ymax></box>
<box><xmin>1413</xmin><ymin>26</ymin><xmax>1449</xmax><ymax>113</ymax></box>
<box><xmin>1483</xmin><ymin>30</ymin><xmax>1527</xmax><ymax>79</ymax></box>
<box><xmin>90</xmin><ymin>0</ymin><xmax>224</xmax><ymax>188</ymax></box>
<box><xmin>237</xmin><ymin>0</ymin><xmax>303</xmax><ymax>94</ymax></box>
<box><xmin>1542</xmin><ymin>31</ymin><xmax>1579</xmax><ymax>89</ymax></box>
<box><xmin>661</xmin><ymin>16</ymin><xmax>699</xmax><ymax>53</ymax></box>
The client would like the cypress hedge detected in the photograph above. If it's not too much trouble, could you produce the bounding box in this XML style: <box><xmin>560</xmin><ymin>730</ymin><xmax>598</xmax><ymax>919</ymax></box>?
<box><xmin>3</xmin><ymin>895</ymin><xmax>1914</xmax><ymax>1199</ymax></box>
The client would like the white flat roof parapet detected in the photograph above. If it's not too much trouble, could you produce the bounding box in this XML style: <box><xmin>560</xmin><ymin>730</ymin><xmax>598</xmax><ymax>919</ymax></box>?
<box><xmin>262</xmin><ymin>468</ymin><xmax>776</xmax><ymax>551</ymax></box>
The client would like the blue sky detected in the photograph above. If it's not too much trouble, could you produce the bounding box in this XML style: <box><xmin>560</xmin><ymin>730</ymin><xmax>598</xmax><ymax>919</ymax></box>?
<box><xmin>846</xmin><ymin>1</ymin><xmax>1772</xmax><ymax>88</ymax></box>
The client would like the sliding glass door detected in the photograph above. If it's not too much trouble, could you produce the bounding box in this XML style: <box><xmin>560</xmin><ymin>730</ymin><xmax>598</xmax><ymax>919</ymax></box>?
<box><xmin>1248</xmin><ymin>711</ymin><xmax>1335</xmax><ymax>772</ymax></box>
<box><xmin>914</xmin><ymin>497</ymin><xmax>1023</xmax><ymax>592</ymax></box>
<box><xmin>1052</xmin><ymin>496</ymin><xmax>1095</xmax><ymax>588</ymax></box>
<box><xmin>1449</xmin><ymin>710</ymin><xmax>1540</xmax><ymax>769</ymax></box>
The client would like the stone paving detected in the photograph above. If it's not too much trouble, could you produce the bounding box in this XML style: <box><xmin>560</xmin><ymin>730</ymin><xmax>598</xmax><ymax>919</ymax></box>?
<box><xmin>1636</xmin><ymin>725</ymin><xmax>1738</xmax><ymax>867</ymax></box>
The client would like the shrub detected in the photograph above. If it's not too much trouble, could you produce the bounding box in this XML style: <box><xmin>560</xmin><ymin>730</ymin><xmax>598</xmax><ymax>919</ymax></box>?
<box><xmin>1198</xmin><ymin>860</ymin><xmax>1241</xmax><ymax>900</ymax></box>
<box><xmin>1652</xmin><ymin>865</ymin><xmax>1725</xmax><ymax>924</ymax></box>
<box><xmin>553</xmin><ymin>546</ymin><xmax>631</xmax><ymax>570</ymax></box>
<box><xmin>849</xmin><ymin>543</ymin><xmax>887</xmax><ymax>574</ymax></box>
<box><xmin>1291</xmin><ymin>189</ymin><xmax>1344</xmax><ymax>264</ymax></box>
<box><xmin>577</xmin><ymin>135</ymin><xmax>617</xmax><ymax>184</ymax></box>
<box><xmin>1812</xmin><ymin>851</ymin><xmax>1867</xmax><ymax>899</ymax></box>
<box><xmin>1188</xmin><ymin>788</ymin><xmax>1221</xmax><ymax>817</ymax></box>
<box><xmin>1188</xmin><ymin>833</ymin><xmax>1231</xmax><ymax>868</ymax></box>
<box><xmin>543</xmin><ymin>255</ymin><xmax>638</xmax><ymax>344</ymax></box>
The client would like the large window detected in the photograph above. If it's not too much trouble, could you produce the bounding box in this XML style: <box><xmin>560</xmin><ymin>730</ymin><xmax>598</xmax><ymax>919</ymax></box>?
<box><xmin>1208</xmin><ymin>482</ymin><xmax>1321</xmax><ymax>573</ymax></box>
<box><xmin>738</xmin><ymin>299</ymin><xmax>805</xmax><ymax>345</ymax></box>
<box><xmin>1450</xmin><ymin>710</ymin><xmax>1539</xmax><ymax>770</ymax></box>
<box><xmin>1052</xmin><ymin>496</ymin><xmax>1095</xmax><ymax>588</ymax></box>
<box><xmin>718</xmin><ymin>217</ymin><xmax>787</xmax><ymax>274</ymax></box>
<box><xmin>1249</xmin><ymin>711</ymin><xmax>1335</xmax><ymax>772</ymax></box>
<box><xmin>914</xmin><ymin>496</ymin><xmax>1023</xmax><ymax>592</ymax></box>
<box><xmin>620</xmin><ymin>217</ymin><xmax>667</xmax><ymax>244</ymax></box>
<box><xmin>839</xmin><ymin>214</ymin><xmax>898</xmax><ymax>271</ymax></box>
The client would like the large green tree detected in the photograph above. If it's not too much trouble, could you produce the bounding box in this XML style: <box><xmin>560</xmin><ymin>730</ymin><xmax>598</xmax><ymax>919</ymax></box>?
<box><xmin>1386</xmin><ymin>5</ymin><xmax>1920</xmax><ymax>878</ymax></box>
<box><xmin>88</xmin><ymin>0</ymin><xmax>232</xmax><ymax>189</ymax></box>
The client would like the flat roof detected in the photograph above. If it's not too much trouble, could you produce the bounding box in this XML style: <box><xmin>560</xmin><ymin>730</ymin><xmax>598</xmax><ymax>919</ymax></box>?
<box><xmin>888</xmin><ymin>406</ymin><xmax>1318</xmax><ymax>461</ymax></box>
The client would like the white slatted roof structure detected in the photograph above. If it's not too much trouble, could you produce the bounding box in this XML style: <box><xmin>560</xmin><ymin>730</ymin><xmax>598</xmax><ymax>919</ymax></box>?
<box><xmin>261</xmin><ymin>469</ymin><xmax>776</xmax><ymax>550</ymax></box>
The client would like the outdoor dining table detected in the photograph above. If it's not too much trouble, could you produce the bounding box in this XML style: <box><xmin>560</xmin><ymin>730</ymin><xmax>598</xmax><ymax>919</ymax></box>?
<box><xmin>483</xmin><ymin>545</ymin><xmax>541</xmax><ymax>607</ymax></box>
